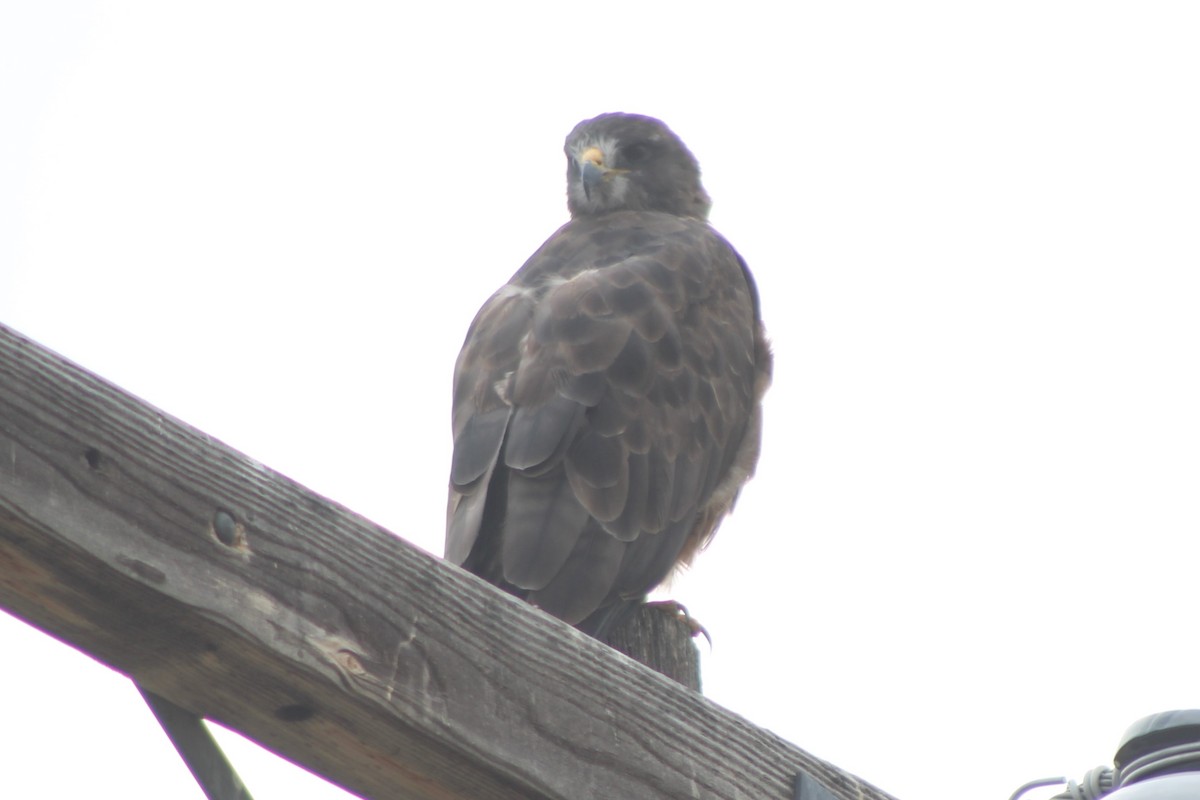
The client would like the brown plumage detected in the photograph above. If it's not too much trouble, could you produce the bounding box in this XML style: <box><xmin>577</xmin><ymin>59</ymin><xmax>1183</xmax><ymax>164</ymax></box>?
<box><xmin>446</xmin><ymin>113</ymin><xmax>771</xmax><ymax>638</ymax></box>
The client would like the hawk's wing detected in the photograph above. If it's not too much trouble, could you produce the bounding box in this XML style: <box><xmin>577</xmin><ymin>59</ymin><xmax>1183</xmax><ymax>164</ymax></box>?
<box><xmin>447</xmin><ymin>210</ymin><xmax>770</xmax><ymax>632</ymax></box>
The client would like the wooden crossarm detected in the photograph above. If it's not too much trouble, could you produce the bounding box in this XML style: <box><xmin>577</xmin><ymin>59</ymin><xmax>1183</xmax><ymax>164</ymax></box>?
<box><xmin>0</xmin><ymin>322</ymin><xmax>899</xmax><ymax>800</ymax></box>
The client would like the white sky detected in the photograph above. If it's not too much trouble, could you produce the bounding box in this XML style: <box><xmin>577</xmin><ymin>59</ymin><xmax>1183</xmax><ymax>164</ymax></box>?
<box><xmin>2</xmin><ymin>3</ymin><xmax>1199</xmax><ymax>799</ymax></box>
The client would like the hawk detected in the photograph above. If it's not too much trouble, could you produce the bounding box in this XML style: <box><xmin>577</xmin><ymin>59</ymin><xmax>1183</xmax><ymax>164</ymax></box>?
<box><xmin>446</xmin><ymin>113</ymin><xmax>771</xmax><ymax>639</ymax></box>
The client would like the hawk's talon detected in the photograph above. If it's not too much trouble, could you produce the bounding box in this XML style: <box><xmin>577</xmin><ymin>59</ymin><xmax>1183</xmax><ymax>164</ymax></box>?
<box><xmin>645</xmin><ymin>600</ymin><xmax>712</xmax><ymax>647</ymax></box>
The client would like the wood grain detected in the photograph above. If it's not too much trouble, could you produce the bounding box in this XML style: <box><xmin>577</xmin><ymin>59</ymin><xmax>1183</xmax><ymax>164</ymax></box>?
<box><xmin>0</xmin><ymin>322</ymin><xmax>899</xmax><ymax>800</ymax></box>
<box><xmin>606</xmin><ymin>603</ymin><xmax>703</xmax><ymax>692</ymax></box>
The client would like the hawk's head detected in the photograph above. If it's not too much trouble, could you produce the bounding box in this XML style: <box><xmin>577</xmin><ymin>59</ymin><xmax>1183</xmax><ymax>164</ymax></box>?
<box><xmin>564</xmin><ymin>113</ymin><xmax>712</xmax><ymax>220</ymax></box>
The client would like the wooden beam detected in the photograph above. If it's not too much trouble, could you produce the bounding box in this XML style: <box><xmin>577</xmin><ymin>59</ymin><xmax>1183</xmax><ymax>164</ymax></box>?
<box><xmin>0</xmin><ymin>322</ymin><xmax>899</xmax><ymax>800</ymax></box>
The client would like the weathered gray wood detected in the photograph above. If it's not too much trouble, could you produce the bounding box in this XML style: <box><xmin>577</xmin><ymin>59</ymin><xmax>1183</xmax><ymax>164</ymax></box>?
<box><xmin>0</xmin><ymin>321</ymin><xmax>900</xmax><ymax>800</ymax></box>
<box><xmin>605</xmin><ymin>603</ymin><xmax>703</xmax><ymax>692</ymax></box>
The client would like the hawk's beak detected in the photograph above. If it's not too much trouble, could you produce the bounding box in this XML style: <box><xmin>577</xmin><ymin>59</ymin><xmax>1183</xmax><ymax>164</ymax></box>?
<box><xmin>578</xmin><ymin>146</ymin><xmax>607</xmax><ymax>200</ymax></box>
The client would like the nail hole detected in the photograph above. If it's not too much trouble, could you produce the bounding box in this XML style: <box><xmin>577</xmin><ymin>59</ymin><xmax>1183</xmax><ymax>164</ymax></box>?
<box><xmin>84</xmin><ymin>448</ymin><xmax>102</xmax><ymax>469</ymax></box>
<box><xmin>275</xmin><ymin>704</ymin><xmax>315</xmax><ymax>722</ymax></box>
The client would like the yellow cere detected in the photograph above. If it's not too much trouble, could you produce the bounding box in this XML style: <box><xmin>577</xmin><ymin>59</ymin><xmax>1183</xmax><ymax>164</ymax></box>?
<box><xmin>580</xmin><ymin>146</ymin><xmax>605</xmax><ymax>167</ymax></box>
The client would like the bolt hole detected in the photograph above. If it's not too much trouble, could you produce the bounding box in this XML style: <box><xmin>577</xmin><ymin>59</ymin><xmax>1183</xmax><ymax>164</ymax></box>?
<box><xmin>212</xmin><ymin>510</ymin><xmax>239</xmax><ymax>546</ymax></box>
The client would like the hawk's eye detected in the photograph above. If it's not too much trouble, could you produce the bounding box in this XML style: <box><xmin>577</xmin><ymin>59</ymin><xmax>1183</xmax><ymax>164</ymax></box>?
<box><xmin>621</xmin><ymin>143</ymin><xmax>650</xmax><ymax>165</ymax></box>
